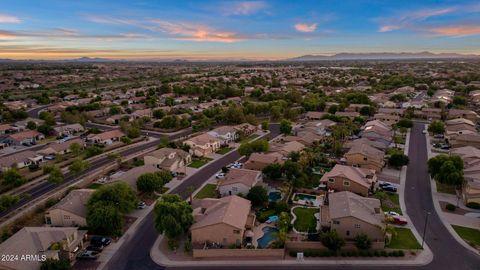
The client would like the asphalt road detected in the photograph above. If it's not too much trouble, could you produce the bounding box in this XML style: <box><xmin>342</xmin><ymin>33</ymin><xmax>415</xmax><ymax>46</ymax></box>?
<box><xmin>104</xmin><ymin>122</ymin><xmax>479</xmax><ymax>270</ymax></box>
<box><xmin>103</xmin><ymin>124</ymin><xmax>280</xmax><ymax>270</ymax></box>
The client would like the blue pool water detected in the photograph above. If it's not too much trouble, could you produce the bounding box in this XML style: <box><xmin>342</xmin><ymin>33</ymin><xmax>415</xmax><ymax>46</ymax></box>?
<box><xmin>268</xmin><ymin>191</ymin><xmax>282</xmax><ymax>202</ymax></box>
<box><xmin>257</xmin><ymin>227</ymin><xmax>279</xmax><ymax>248</ymax></box>
<box><xmin>294</xmin><ymin>193</ymin><xmax>316</xmax><ymax>202</ymax></box>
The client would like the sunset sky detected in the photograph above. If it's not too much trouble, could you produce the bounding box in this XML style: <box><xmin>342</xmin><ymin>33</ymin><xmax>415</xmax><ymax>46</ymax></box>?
<box><xmin>1</xmin><ymin>0</ymin><xmax>480</xmax><ymax>60</ymax></box>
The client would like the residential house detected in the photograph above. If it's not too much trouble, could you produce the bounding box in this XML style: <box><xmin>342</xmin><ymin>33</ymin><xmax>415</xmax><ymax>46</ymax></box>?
<box><xmin>414</xmin><ymin>107</ymin><xmax>442</xmax><ymax>120</ymax></box>
<box><xmin>335</xmin><ymin>111</ymin><xmax>360</xmax><ymax>119</ymax></box>
<box><xmin>320</xmin><ymin>164</ymin><xmax>378</xmax><ymax>196</ymax></box>
<box><xmin>373</xmin><ymin>113</ymin><xmax>400</xmax><ymax>126</ymax></box>
<box><xmin>45</xmin><ymin>189</ymin><xmax>94</xmax><ymax>227</ymax></box>
<box><xmin>234</xmin><ymin>123</ymin><xmax>258</xmax><ymax>137</ymax></box>
<box><xmin>244</xmin><ymin>152</ymin><xmax>284</xmax><ymax>171</ymax></box>
<box><xmin>377</xmin><ymin>108</ymin><xmax>405</xmax><ymax>117</ymax></box>
<box><xmin>343</xmin><ymin>138</ymin><xmax>388</xmax><ymax>152</ymax></box>
<box><xmin>37</xmin><ymin>138</ymin><xmax>85</xmax><ymax>156</ymax></box>
<box><xmin>449</xmin><ymin>133</ymin><xmax>480</xmax><ymax>149</ymax></box>
<box><xmin>109</xmin><ymin>165</ymin><xmax>160</xmax><ymax>191</ymax></box>
<box><xmin>144</xmin><ymin>148</ymin><xmax>191</xmax><ymax>172</ymax></box>
<box><xmin>0</xmin><ymin>227</ymin><xmax>86</xmax><ymax>270</ymax></box>
<box><xmin>132</xmin><ymin>108</ymin><xmax>152</xmax><ymax>119</ymax></box>
<box><xmin>7</xmin><ymin>130</ymin><xmax>44</xmax><ymax>145</ymax></box>
<box><xmin>320</xmin><ymin>191</ymin><xmax>385</xmax><ymax>245</ymax></box>
<box><xmin>106</xmin><ymin>114</ymin><xmax>133</xmax><ymax>125</ymax></box>
<box><xmin>344</xmin><ymin>143</ymin><xmax>385</xmax><ymax>172</ymax></box>
<box><xmin>447</xmin><ymin>109</ymin><xmax>479</xmax><ymax>124</ymax></box>
<box><xmin>345</xmin><ymin>104</ymin><xmax>368</xmax><ymax>113</ymax></box>
<box><xmin>305</xmin><ymin>111</ymin><xmax>326</xmax><ymax>120</ymax></box>
<box><xmin>53</xmin><ymin>124</ymin><xmax>85</xmax><ymax>137</ymax></box>
<box><xmin>184</xmin><ymin>133</ymin><xmax>221</xmax><ymax>157</ymax></box>
<box><xmin>0</xmin><ymin>150</ymin><xmax>44</xmax><ymax>171</ymax></box>
<box><xmin>88</xmin><ymin>129</ymin><xmax>126</xmax><ymax>145</ymax></box>
<box><xmin>191</xmin><ymin>195</ymin><xmax>255</xmax><ymax>247</ymax></box>
<box><xmin>208</xmin><ymin>126</ymin><xmax>238</xmax><ymax>145</ymax></box>
<box><xmin>218</xmin><ymin>168</ymin><xmax>262</xmax><ymax>197</ymax></box>
<box><xmin>303</xmin><ymin>119</ymin><xmax>336</xmax><ymax>136</ymax></box>
<box><xmin>0</xmin><ymin>124</ymin><xmax>16</xmax><ymax>135</ymax></box>
<box><xmin>269</xmin><ymin>141</ymin><xmax>305</xmax><ymax>157</ymax></box>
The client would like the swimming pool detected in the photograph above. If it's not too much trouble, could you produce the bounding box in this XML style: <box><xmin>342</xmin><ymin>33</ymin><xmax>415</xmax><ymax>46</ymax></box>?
<box><xmin>268</xmin><ymin>191</ymin><xmax>282</xmax><ymax>202</ymax></box>
<box><xmin>294</xmin><ymin>193</ymin><xmax>317</xmax><ymax>202</ymax></box>
<box><xmin>257</xmin><ymin>227</ymin><xmax>279</xmax><ymax>248</ymax></box>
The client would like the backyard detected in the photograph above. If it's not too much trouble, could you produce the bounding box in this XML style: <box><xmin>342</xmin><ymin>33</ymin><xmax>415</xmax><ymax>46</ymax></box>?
<box><xmin>387</xmin><ymin>227</ymin><xmax>422</xmax><ymax>249</ymax></box>
<box><xmin>292</xmin><ymin>207</ymin><xmax>318</xmax><ymax>232</ymax></box>
<box><xmin>452</xmin><ymin>225</ymin><xmax>480</xmax><ymax>248</ymax></box>
<box><xmin>188</xmin><ymin>157</ymin><xmax>212</xmax><ymax>168</ymax></box>
<box><xmin>194</xmin><ymin>184</ymin><xmax>217</xmax><ymax>199</ymax></box>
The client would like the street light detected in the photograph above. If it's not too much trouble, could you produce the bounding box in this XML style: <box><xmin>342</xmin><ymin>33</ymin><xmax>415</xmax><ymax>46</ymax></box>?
<box><xmin>422</xmin><ymin>211</ymin><xmax>431</xmax><ymax>248</ymax></box>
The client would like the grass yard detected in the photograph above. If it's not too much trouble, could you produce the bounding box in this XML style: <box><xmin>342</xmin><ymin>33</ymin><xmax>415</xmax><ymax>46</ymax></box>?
<box><xmin>374</xmin><ymin>192</ymin><xmax>402</xmax><ymax>214</ymax></box>
<box><xmin>387</xmin><ymin>227</ymin><xmax>422</xmax><ymax>250</ymax></box>
<box><xmin>238</xmin><ymin>134</ymin><xmax>259</xmax><ymax>144</ymax></box>
<box><xmin>257</xmin><ymin>208</ymin><xmax>276</xmax><ymax>223</ymax></box>
<box><xmin>436</xmin><ymin>181</ymin><xmax>456</xmax><ymax>195</ymax></box>
<box><xmin>216</xmin><ymin>147</ymin><xmax>233</xmax><ymax>155</ymax></box>
<box><xmin>194</xmin><ymin>184</ymin><xmax>217</xmax><ymax>199</ymax></box>
<box><xmin>293</xmin><ymin>207</ymin><xmax>318</xmax><ymax>233</ymax></box>
<box><xmin>87</xmin><ymin>183</ymin><xmax>103</xmax><ymax>189</ymax></box>
<box><xmin>188</xmin><ymin>157</ymin><xmax>212</xmax><ymax>168</ymax></box>
<box><xmin>452</xmin><ymin>225</ymin><xmax>480</xmax><ymax>248</ymax></box>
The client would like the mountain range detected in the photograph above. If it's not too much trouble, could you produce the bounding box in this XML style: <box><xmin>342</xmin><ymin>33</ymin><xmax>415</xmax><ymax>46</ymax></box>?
<box><xmin>287</xmin><ymin>52</ymin><xmax>480</xmax><ymax>61</ymax></box>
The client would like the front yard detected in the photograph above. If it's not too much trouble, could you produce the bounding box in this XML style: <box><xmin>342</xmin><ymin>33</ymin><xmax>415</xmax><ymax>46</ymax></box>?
<box><xmin>435</xmin><ymin>181</ymin><xmax>456</xmax><ymax>195</ymax></box>
<box><xmin>194</xmin><ymin>184</ymin><xmax>217</xmax><ymax>199</ymax></box>
<box><xmin>452</xmin><ymin>225</ymin><xmax>480</xmax><ymax>248</ymax></box>
<box><xmin>387</xmin><ymin>227</ymin><xmax>422</xmax><ymax>250</ymax></box>
<box><xmin>374</xmin><ymin>192</ymin><xmax>402</xmax><ymax>214</ymax></box>
<box><xmin>188</xmin><ymin>157</ymin><xmax>212</xmax><ymax>168</ymax></box>
<box><xmin>292</xmin><ymin>207</ymin><xmax>318</xmax><ymax>232</ymax></box>
<box><xmin>216</xmin><ymin>147</ymin><xmax>233</xmax><ymax>155</ymax></box>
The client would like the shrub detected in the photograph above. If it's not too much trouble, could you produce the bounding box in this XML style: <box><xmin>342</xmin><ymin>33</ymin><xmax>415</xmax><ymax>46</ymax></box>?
<box><xmin>466</xmin><ymin>202</ymin><xmax>480</xmax><ymax>209</ymax></box>
<box><xmin>446</xmin><ymin>203</ymin><xmax>456</xmax><ymax>211</ymax></box>
<box><xmin>168</xmin><ymin>239</ymin><xmax>178</xmax><ymax>250</ymax></box>
<box><xmin>380</xmin><ymin>250</ymin><xmax>388</xmax><ymax>257</ymax></box>
<box><xmin>289</xmin><ymin>251</ymin><xmax>297</xmax><ymax>257</ymax></box>
<box><xmin>354</xmin><ymin>233</ymin><xmax>372</xmax><ymax>250</ymax></box>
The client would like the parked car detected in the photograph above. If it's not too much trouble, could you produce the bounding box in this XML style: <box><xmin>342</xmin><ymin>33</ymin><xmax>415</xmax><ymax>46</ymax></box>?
<box><xmin>381</xmin><ymin>185</ymin><xmax>397</xmax><ymax>192</ymax></box>
<box><xmin>138</xmin><ymin>201</ymin><xmax>146</xmax><ymax>209</ymax></box>
<box><xmin>86</xmin><ymin>245</ymin><xmax>104</xmax><ymax>252</ymax></box>
<box><xmin>384</xmin><ymin>211</ymin><xmax>401</xmax><ymax>217</ymax></box>
<box><xmin>215</xmin><ymin>172</ymin><xmax>225</xmax><ymax>179</ymax></box>
<box><xmin>422</xmin><ymin>130</ymin><xmax>427</xmax><ymax>134</ymax></box>
<box><xmin>44</xmin><ymin>155</ymin><xmax>55</xmax><ymax>160</ymax></box>
<box><xmin>379</xmin><ymin>182</ymin><xmax>393</xmax><ymax>188</ymax></box>
<box><xmin>76</xmin><ymin>250</ymin><xmax>99</xmax><ymax>260</ymax></box>
<box><xmin>391</xmin><ymin>216</ymin><xmax>408</xmax><ymax>225</ymax></box>
<box><xmin>90</xmin><ymin>236</ymin><xmax>112</xmax><ymax>248</ymax></box>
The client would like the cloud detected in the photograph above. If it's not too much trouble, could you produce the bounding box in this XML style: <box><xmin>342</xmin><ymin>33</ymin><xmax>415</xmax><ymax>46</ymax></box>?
<box><xmin>426</xmin><ymin>25</ymin><xmax>480</xmax><ymax>37</ymax></box>
<box><xmin>0</xmin><ymin>14</ymin><xmax>21</xmax><ymax>23</ymax></box>
<box><xmin>149</xmin><ymin>19</ymin><xmax>243</xmax><ymax>42</ymax></box>
<box><xmin>295</xmin><ymin>23</ymin><xmax>318</xmax><ymax>33</ymax></box>
<box><xmin>378</xmin><ymin>7</ymin><xmax>455</xmax><ymax>32</ymax></box>
<box><xmin>0</xmin><ymin>30</ymin><xmax>17</xmax><ymax>40</ymax></box>
<box><xmin>0</xmin><ymin>28</ymin><xmax>147</xmax><ymax>41</ymax></box>
<box><xmin>220</xmin><ymin>1</ymin><xmax>267</xmax><ymax>16</ymax></box>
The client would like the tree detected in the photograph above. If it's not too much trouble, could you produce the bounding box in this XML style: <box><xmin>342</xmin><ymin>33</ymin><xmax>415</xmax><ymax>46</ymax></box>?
<box><xmin>396</xmin><ymin>118</ymin><xmax>413</xmax><ymax>129</ymax></box>
<box><xmin>224</xmin><ymin>104</ymin><xmax>245</xmax><ymax>124</ymax></box>
<box><xmin>327</xmin><ymin>105</ymin><xmax>338</xmax><ymax>114</ymax></box>
<box><xmin>238</xmin><ymin>139</ymin><xmax>269</xmax><ymax>156</ymax></box>
<box><xmin>88</xmin><ymin>182</ymin><xmax>137</xmax><ymax>214</ymax></box>
<box><xmin>2</xmin><ymin>169</ymin><xmax>25</xmax><ymax>187</ymax></box>
<box><xmin>427</xmin><ymin>155</ymin><xmax>464</xmax><ymax>188</ymax></box>
<box><xmin>87</xmin><ymin>201</ymin><xmax>123</xmax><ymax>236</ymax></box>
<box><xmin>428</xmin><ymin>120</ymin><xmax>445</xmax><ymax>135</ymax></box>
<box><xmin>354</xmin><ymin>233</ymin><xmax>372</xmax><ymax>250</ymax></box>
<box><xmin>40</xmin><ymin>258</ymin><xmax>71</xmax><ymax>270</ymax></box>
<box><xmin>320</xmin><ymin>231</ymin><xmax>345</xmax><ymax>252</ymax></box>
<box><xmin>359</xmin><ymin>106</ymin><xmax>375</xmax><ymax>116</ymax></box>
<box><xmin>37</xmin><ymin>124</ymin><xmax>54</xmax><ymax>136</ymax></box>
<box><xmin>246</xmin><ymin>186</ymin><xmax>268</xmax><ymax>207</ymax></box>
<box><xmin>452</xmin><ymin>96</ymin><xmax>466</xmax><ymax>107</ymax></box>
<box><xmin>153</xmin><ymin>109</ymin><xmax>165</xmax><ymax>119</ymax></box>
<box><xmin>261</xmin><ymin>120</ymin><xmax>269</xmax><ymax>131</ymax></box>
<box><xmin>388</xmin><ymin>153</ymin><xmax>409</xmax><ymax>168</ymax></box>
<box><xmin>262</xmin><ymin>163</ymin><xmax>283</xmax><ymax>180</ymax></box>
<box><xmin>39</xmin><ymin>111</ymin><xmax>56</xmax><ymax>126</ymax></box>
<box><xmin>69</xmin><ymin>142</ymin><xmax>82</xmax><ymax>156</ymax></box>
<box><xmin>126</xmin><ymin>126</ymin><xmax>141</xmax><ymax>139</ymax></box>
<box><xmin>85</xmin><ymin>145</ymin><xmax>103</xmax><ymax>158</ymax></box>
<box><xmin>26</xmin><ymin>121</ymin><xmax>37</xmax><ymax>130</ymax></box>
<box><xmin>137</xmin><ymin>172</ymin><xmax>166</xmax><ymax>193</ymax></box>
<box><xmin>282</xmin><ymin>160</ymin><xmax>302</xmax><ymax>181</ymax></box>
<box><xmin>69</xmin><ymin>159</ymin><xmax>90</xmax><ymax>175</ymax></box>
<box><xmin>0</xmin><ymin>195</ymin><xmax>19</xmax><ymax>212</ymax></box>
<box><xmin>46</xmin><ymin>166</ymin><xmax>64</xmax><ymax>184</ymax></box>
<box><xmin>109</xmin><ymin>106</ymin><xmax>122</xmax><ymax>115</ymax></box>
<box><xmin>154</xmin><ymin>194</ymin><xmax>193</xmax><ymax>239</ymax></box>
<box><xmin>279</xmin><ymin>119</ymin><xmax>292</xmax><ymax>135</ymax></box>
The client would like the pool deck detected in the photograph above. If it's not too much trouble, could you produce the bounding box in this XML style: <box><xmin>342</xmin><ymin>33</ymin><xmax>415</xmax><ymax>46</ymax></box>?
<box><xmin>292</xmin><ymin>193</ymin><xmax>324</xmax><ymax>207</ymax></box>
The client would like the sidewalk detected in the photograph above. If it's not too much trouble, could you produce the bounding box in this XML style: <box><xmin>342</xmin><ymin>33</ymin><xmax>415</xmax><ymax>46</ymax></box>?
<box><xmin>424</xmin><ymin>125</ymin><xmax>480</xmax><ymax>255</ymax></box>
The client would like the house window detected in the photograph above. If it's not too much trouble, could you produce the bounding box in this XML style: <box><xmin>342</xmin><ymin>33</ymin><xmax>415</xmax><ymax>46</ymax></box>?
<box><xmin>328</xmin><ymin>178</ymin><xmax>335</xmax><ymax>183</ymax></box>
<box><xmin>232</xmin><ymin>187</ymin><xmax>238</xmax><ymax>192</ymax></box>
<box><xmin>355</xmin><ymin>224</ymin><xmax>360</xmax><ymax>229</ymax></box>
<box><xmin>363</xmin><ymin>157</ymin><xmax>367</xmax><ymax>161</ymax></box>
<box><xmin>343</xmin><ymin>181</ymin><xmax>350</xmax><ymax>186</ymax></box>
<box><xmin>233</xmin><ymin>229</ymin><xmax>240</xmax><ymax>234</ymax></box>
<box><xmin>333</xmin><ymin>220</ymin><xmax>340</xmax><ymax>225</ymax></box>
<box><xmin>64</xmin><ymin>215</ymin><xmax>70</xmax><ymax>220</ymax></box>
<box><xmin>346</xmin><ymin>230</ymin><xmax>350</xmax><ymax>236</ymax></box>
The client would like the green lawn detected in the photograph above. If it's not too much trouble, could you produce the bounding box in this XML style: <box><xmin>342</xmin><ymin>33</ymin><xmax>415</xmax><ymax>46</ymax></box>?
<box><xmin>452</xmin><ymin>225</ymin><xmax>480</xmax><ymax>248</ymax></box>
<box><xmin>387</xmin><ymin>228</ymin><xmax>422</xmax><ymax>249</ymax></box>
<box><xmin>194</xmin><ymin>184</ymin><xmax>217</xmax><ymax>199</ymax></box>
<box><xmin>436</xmin><ymin>181</ymin><xmax>456</xmax><ymax>195</ymax></box>
<box><xmin>87</xmin><ymin>183</ymin><xmax>103</xmax><ymax>189</ymax></box>
<box><xmin>257</xmin><ymin>208</ymin><xmax>276</xmax><ymax>223</ymax></box>
<box><xmin>216</xmin><ymin>147</ymin><xmax>233</xmax><ymax>155</ymax></box>
<box><xmin>374</xmin><ymin>192</ymin><xmax>402</xmax><ymax>214</ymax></box>
<box><xmin>238</xmin><ymin>134</ymin><xmax>259</xmax><ymax>144</ymax></box>
<box><xmin>188</xmin><ymin>157</ymin><xmax>212</xmax><ymax>168</ymax></box>
<box><xmin>293</xmin><ymin>207</ymin><xmax>318</xmax><ymax>233</ymax></box>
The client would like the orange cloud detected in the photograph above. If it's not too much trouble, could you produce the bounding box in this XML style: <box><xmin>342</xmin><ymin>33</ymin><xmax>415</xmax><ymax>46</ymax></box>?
<box><xmin>0</xmin><ymin>14</ymin><xmax>21</xmax><ymax>23</ymax></box>
<box><xmin>295</xmin><ymin>23</ymin><xmax>317</xmax><ymax>33</ymax></box>
<box><xmin>428</xmin><ymin>25</ymin><xmax>480</xmax><ymax>37</ymax></box>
